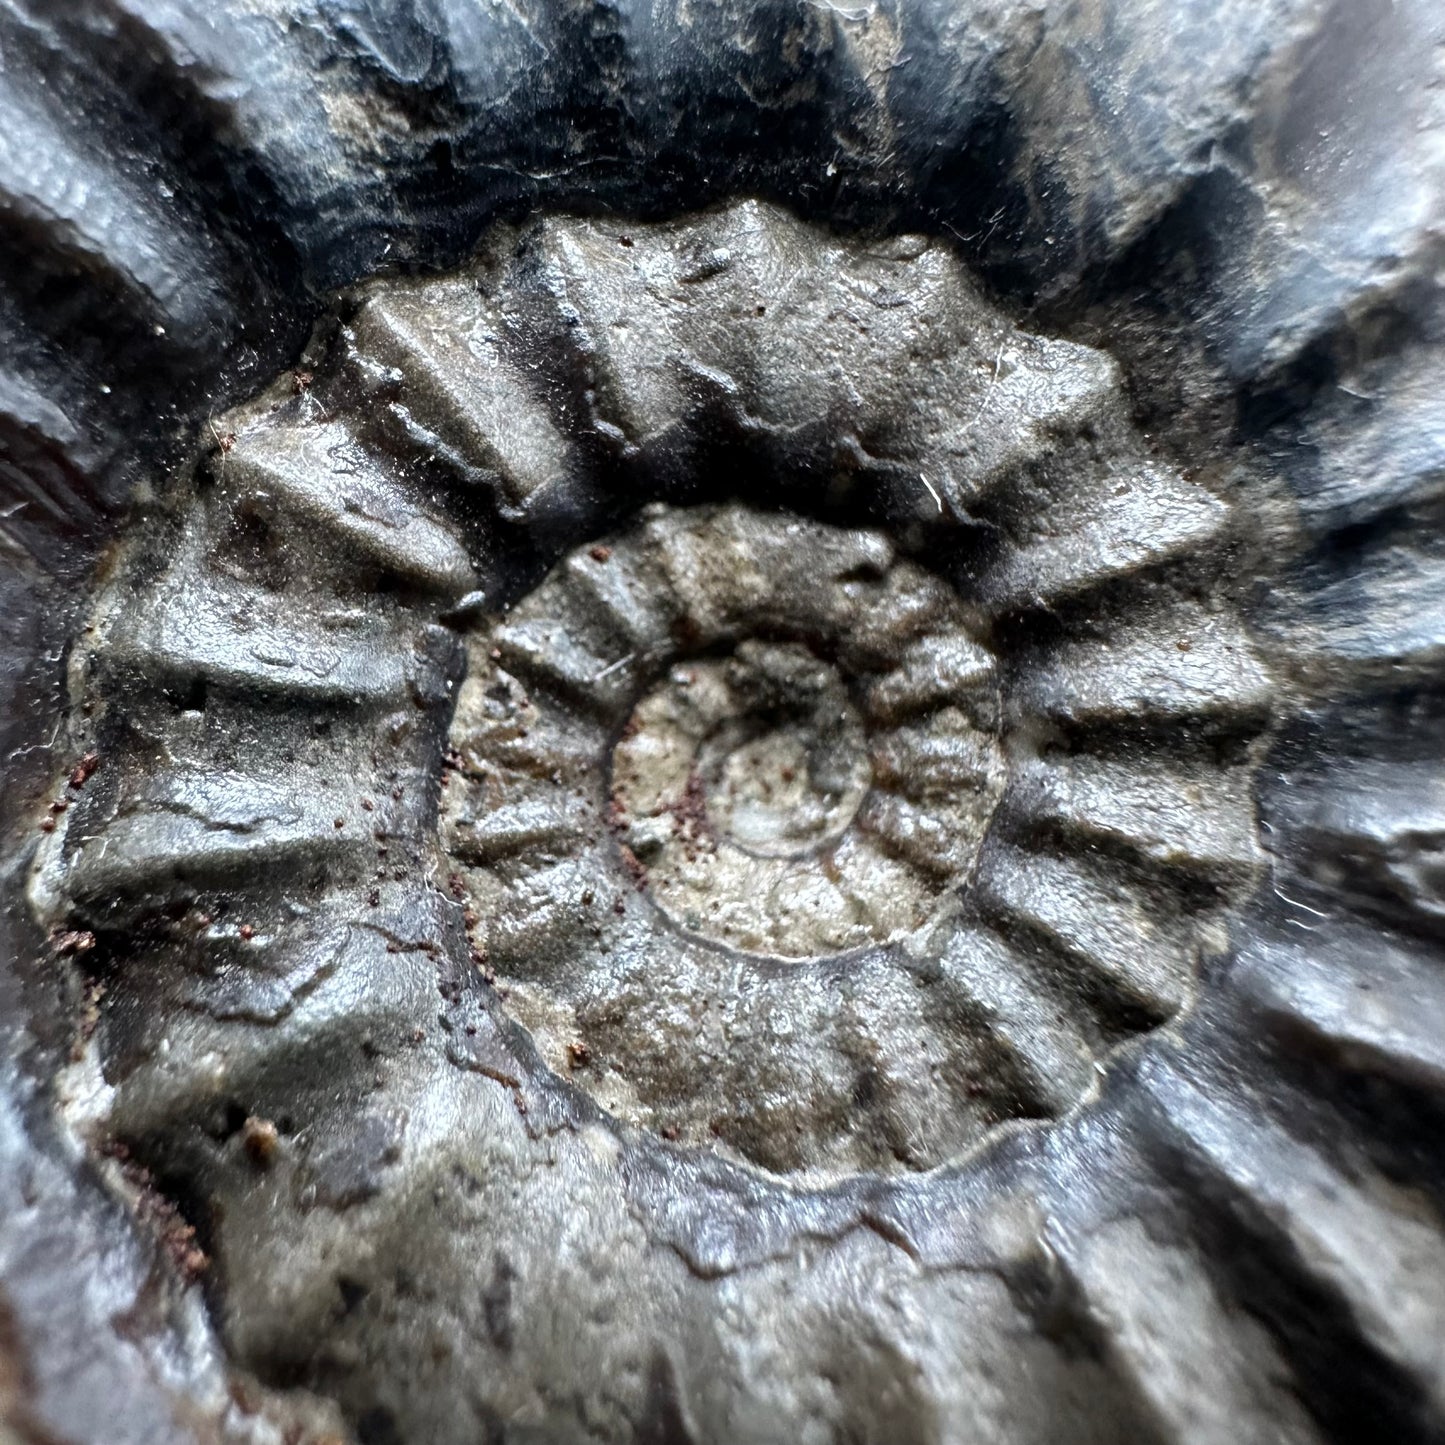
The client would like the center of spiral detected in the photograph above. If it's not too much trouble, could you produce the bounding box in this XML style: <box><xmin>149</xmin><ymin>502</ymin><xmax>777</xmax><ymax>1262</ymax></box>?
<box><xmin>705</xmin><ymin>709</ymin><xmax>867</xmax><ymax>856</ymax></box>
<box><xmin>611</xmin><ymin>644</ymin><xmax>906</xmax><ymax>958</ymax></box>
<box><xmin>444</xmin><ymin>505</ymin><xmax>1013</xmax><ymax>974</ymax></box>
<box><xmin>617</xmin><ymin>643</ymin><xmax>870</xmax><ymax>865</ymax></box>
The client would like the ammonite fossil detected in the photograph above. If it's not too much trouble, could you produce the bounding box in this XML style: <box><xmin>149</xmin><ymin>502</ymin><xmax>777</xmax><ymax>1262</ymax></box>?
<box><xmin>1</xmin><ymin>3</ymin><xmax>1443</xmax><ymax>1444</ymax></box>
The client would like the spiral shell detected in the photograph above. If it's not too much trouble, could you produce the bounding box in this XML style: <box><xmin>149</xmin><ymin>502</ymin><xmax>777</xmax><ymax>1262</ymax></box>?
<box><xmin>30</xmin><ymin>201</ymin><xmax>1275</xmax><ymax>1193</ymax></box>
<box><xmin>1</xmin><ymin>3</ymin><xmax>1443</xmax><ymax>1444</ymax></box>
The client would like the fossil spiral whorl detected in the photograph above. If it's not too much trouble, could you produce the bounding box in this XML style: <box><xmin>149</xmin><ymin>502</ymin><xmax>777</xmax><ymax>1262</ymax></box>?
<box><xmin>444</xmin><ymin>489</ymin><xmax>1256</xmax><ymax>1176</ymax></box>
<box><xmin>32</xmin><ymin>199</ymin><xmax>1269</xmax><ymax>1177</ymax></box>
<box><xmin>22</xmin><ymin>199</ymin><xmax>1377</xmax><ymax>1444</ymax></box>
<box><xmin>0</xmin><ymin>0</ymin><xmax>1442</xmax><ymax>1440</ymax></box>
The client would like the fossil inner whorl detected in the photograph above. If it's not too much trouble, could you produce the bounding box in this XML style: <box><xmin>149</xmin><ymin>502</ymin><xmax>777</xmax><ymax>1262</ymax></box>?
<box><xmin>638</xmin><ymin>643</ymin><xmax>872</xmax><ymax>858</ymax></box>
<box><xmin>447</xmin><ymin>504</ymin><xmax>1005</xmax><ymax>966</ymax></box>
<box><xmin>615</xmin><ymin>642</ymin><xmax>883</xmax><ymax>950</ymax></box>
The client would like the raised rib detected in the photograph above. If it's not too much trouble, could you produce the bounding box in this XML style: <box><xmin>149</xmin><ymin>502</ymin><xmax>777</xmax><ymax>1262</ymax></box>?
<box><xmin>490</xmin><ymin>612</ymin><xmax>639</xmax><ymax>721</ymax></box>
<box><xmin>0</xmin><ymin>72</ymin><xmax>226</xmax><ymax>347</ymax></box>
<box><xmin>869</xmin><ymin>715</ymin><xmax>1002</xmax><ymax>798</ymax></box>
<box><xmin>353</xmin><ymin>282</ymin><xmax>577</xmax><ymax>516</ymax></box>
<box><xmin>102</xmin><ymin>902</ymin><xmax>447</xmax><ymax>1146</ymax></box>
<box><xmin>1055</xmin><ymin>1220</ymin><xmax>1321</xmax><ymax>1445</ymax></box>
<box><xmin>554</xmin><ymin>542</ymin><xmax>680</xmax><ymax>660</ymax></box>
<box><xmin>93</xmin><ymin>563</ymin><xmax>456</xmax><ymax>710</ymax></box>
<box><xmin>937</xmin><ymin>925</ymin><xmax>1099</xmax><ymax>1114</ymax></box>
<box><xmin>445</xmin><ymin>790</ymin><xmax>593</xmax><ymax>866</ymax></box>
<box><xmin>974</xmin><ymin>845</ymin><xmax>1193</xmax><ymax>1019</ymax></box>
<box><xmin>861</xmin><ymin>630</ymin><xmax>996</xmax><ymax>723</ymax></box>
<box><xmin>450</xmin><ymin>669</ymin><xmax>608</xmax><ymax>783</ymax></box>
<box><xmin>1303</xmin><ymin>545</ymin><xmax>1445</xmax><ymax>689</ymax></box>
<box><xmin>853</xmin><ymin>791</ymin><xmax>978</xmax><ymax>880</ymax></box>
<box><xmin>931</xmin><ymin>337</ymin><xmax>1122</xmax><ymax>506</ymax></box>
<box><xmin>1018</xmin><ymin>605</ymin><xmax>1273</xmax><ymax>729</ymax></box>
<box><xmin>223</xmin><ymin>422</ymin><xmax>473</xmax><ymax>596</ymax></box>
<box><xmin>1297</xmin><ymin>354</ymin><xmax>1445</xmax><ymax>533</ymax></box>
<box><xmin>57</xmin><ymin>766</ymin><xmax>372</xmax><ymax>916</ymax></box>
<box><xmin>1232</xmin><ymin>924</ymin><xmax>1445</xmax><ymax>1094</ymax></box>
<box><xmin>978</xmin><ymin>460</ymin><xmax>1230</xmax><ymax>611</ymax></box>
<box><xmin>1017</xmin><ymin>755</ymin><xmax>1263</xmax><ymax>882</ymax></box>
<box><xmin>479</xmin><ymin>856</ymin><xmax>601</xmax><ymax>977</ymax></box>
<box><xmin>536</xmin><ymin>221</ymin><xmax>698</xmax><ymax>447</ymax></box>
<box><xmin>1146</xmin><ymin>1062</ymin><xmax>1445</xmax><ymax>1416</ymax></box>
<box><xmin>1274</xmin><ymin>759</ymin><xmax>1445</xmax><ymax>928</ymax></box>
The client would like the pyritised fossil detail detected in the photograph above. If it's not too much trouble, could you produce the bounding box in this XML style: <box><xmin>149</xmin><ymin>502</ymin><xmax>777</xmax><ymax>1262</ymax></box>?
<box><xmin>22</xmin><ymin>183</ymin><xmax>1445</xmax><ymax>1445</ymax></box>
<box><xmin>4</xmin><ymin>3</ymin><xmax>1445</xmax><ymax>1442</ymax></box>
<box><xmin>454</xmin><ymin>505</ymin><xmax>1009</xmax><ymax>968</ymax></box>
<box><xmin>31</xmin><ymin>202</ymin><xmax>1272</xmax><ymax>1186</ymax></box>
